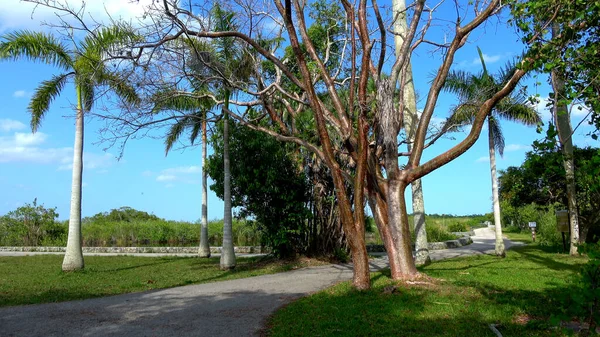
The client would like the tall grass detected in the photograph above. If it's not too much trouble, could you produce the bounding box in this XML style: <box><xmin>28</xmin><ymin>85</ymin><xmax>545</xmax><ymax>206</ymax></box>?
<box><xmin>81</xmin><ymin>219</ymin><xmax>262</xmax><ymax>247</ymax></box>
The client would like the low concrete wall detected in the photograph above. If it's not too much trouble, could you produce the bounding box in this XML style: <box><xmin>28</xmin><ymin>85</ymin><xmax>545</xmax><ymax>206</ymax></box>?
<box><xmin>0</xmin><ymin>246</ymin><xmax>269</xmax><ymax>254</ymax></box>
<box><xmin>365</xmin><ymin>235</ymin><xmax>473</xmax><ymax>253</ymax></box>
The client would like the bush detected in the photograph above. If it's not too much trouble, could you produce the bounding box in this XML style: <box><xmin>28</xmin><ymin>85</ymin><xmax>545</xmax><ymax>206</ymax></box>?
<box><xmin>427</xmin><ymin>223</ymin><xmax>458</xmax><ymax>242</ymax></box>
<box><xmin>448</xmin><ymin>221</ymin><xmax>468</xmax><ymax>233</ymax></box>
<box><xmin>502</xmin><ymin>203</ymin><xmax>562</xmax><ymax>247</ymax></box>
<box><xmin>0</xmin><ymin>199</ymin><xmax>65</xmax><ymax>246</ymax></box>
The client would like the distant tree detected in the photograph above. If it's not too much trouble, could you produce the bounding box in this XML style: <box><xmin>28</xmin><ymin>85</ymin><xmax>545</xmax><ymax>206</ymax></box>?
<box><xmin>443</xmin><ymin>48</ymin><xmax>541</xmax><ymax>257</ymax></box>
<box><xmin>87</xmin><ymin>207</ymin><xmax>161</xmax><ymax>223</ymax></box>
<box><xmin>0</xmin><ymin>199</ymin><xmax>62</xmax><ymax>246</ymax></box>
<box><xmin>0</xmin><ymin>27</ymin><xmax>140</xmax><ymax>271</ymax></box>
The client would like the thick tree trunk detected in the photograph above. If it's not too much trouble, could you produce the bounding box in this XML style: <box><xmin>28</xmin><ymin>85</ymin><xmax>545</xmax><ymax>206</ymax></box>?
<box><xmin>199</xmin><ymin>115</ymin><xmax>211</xmax><ymax>258</ymax></box>
<box><xmin>367</xmin><ymin>191</ymin><xmax>404</xmax><ymax>277</ymax></box>
<box><xmin>387</xmin><ymin>179</ymin><xmax>419</xmax><ymax>278</ymax></box>
<box><xmin>62</xmin><ymin>88</ymin><xmax>85</xmax><ymax>272</ymax></box>
<box><xmin>393</xmin><ymin>0</ymin><xmax>429</xmax><ymax>266</ymax></box>
<box><xmin>551</xmin><ymin>23</ymin><xmax>580</xmax><ymax>255</ymax></box>
<box><xmin>220</xmin><ymin>99</ymin><xmax>236</xmax><ymax>269</ymax></box>
<box><xmin>489</xmin><ymin>119</ymin><xmax>505</xmax><ymax>257</ymax></box>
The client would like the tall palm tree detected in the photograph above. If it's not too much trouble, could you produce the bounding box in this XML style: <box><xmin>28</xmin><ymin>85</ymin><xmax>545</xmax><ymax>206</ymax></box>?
<box><xmin>443</xmin><ymin>48</ymin><xmax>540</xmax><ymax>257</ymax></box>
<box><xmin>156</xmin><ymin>91</ymin><xmax>214</xmax><ymax>258</ymax></box>
<box><xmin>0</xmin><ymin>27</ymin><xmax>139</xmax><ymax>271</ymax></box>
<box><xmin>206</xmin><ymin>4</ymin><xmax>254</xmax><ymax>270</ymax></box>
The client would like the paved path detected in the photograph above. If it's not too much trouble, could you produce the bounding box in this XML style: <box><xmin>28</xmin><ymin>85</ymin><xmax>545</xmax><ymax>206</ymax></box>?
<box><xmin>0</xmin><ymin>227</ymin><xmax>521</xmax><ymax>337</ymax></box>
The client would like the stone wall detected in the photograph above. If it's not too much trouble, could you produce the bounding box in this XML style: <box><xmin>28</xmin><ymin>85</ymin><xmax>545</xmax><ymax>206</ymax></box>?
<box><xmin>365</xmin><ymin>235</ymin><xmax>473</xmax><ymax>253</ymax></box>
<box><xmin>0</xmin><ymin>246</ymin><xmax>269</xmax><ymax>254</ymax></box>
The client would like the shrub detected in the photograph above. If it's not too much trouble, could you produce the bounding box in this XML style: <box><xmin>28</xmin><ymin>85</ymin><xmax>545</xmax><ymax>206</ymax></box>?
<box><xmin>427</xmin><ymin>223</ymin><xmax>458</xmax><ymax>242</ymax></box>
<box><xmin>448</xmin><ymin>221</ymin><xmax>468</xmax><ymax>233</ymax></box>
<box><xmin>0</xmin><ymin>199</ymin><xmax>64</xmax><ymax>246</ymax></box>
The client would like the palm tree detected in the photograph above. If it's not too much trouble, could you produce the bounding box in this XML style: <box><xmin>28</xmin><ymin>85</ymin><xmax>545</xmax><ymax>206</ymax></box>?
<box><xmin>212</xmin><ymin>4</ymin><xmax>253</xmax><ymax>270</ymax></box>
<box><xmin>443</xmin><ymin>48</ymin><xmax>540</xmax><ymax>257</ymax></box>
<box><xmin>0</xmin><ymin>27</ymin><xmax>139</xmax><ymax>271</ymax></box>
<box><xmin>156</xmin><ymin>91</ymin><xmax>214</xmax><ymax>258</ymax></box>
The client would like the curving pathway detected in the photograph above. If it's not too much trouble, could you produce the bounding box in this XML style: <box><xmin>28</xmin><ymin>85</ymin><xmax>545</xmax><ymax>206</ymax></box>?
<box><xmin>0</xmin><ymin>227</ymin><xmax>522</xmax><ymax>337</ymax></box>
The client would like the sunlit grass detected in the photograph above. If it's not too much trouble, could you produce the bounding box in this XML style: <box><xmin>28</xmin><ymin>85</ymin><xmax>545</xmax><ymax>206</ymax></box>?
<box><xmin>0</xmin><ymin>255</ymin><xmax>327</xmax><ymax>307</ymax></box>
<box><xmin>268</xmin><ymin>245</ymin><xmax>588</xmax><ymax>337</ymax></box>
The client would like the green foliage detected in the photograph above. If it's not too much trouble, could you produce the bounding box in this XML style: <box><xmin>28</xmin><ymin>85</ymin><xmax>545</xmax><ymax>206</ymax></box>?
<box><xmin>207</xmin><ymin>119</ymin><xmax>310</xmax><ymax>258</ymax></box>
<box><xmin>501</xmin><ymin>202</ymin><xmax>562</xmax><ymax>247</ymax></box>
<box><xmin>510</xmin><ymin>0</ymin><xmax>600</xmax><ymax>137</ymax></box>
<box><xmin>426</xmin><ymin>223</ymin><xmax>458</xmax><ymax>242</ymax></box>
<box><xmin>572</xmin><ymin>243</ymin><xmax>600</xmax><ymax>330</ymax></box>
<box><xmin>81</xmin><ymin>218</ymin><xmax>260</xmax><ymax>247</ymax></box>
<box><xmin>0</xmin><ymin>199</ymin><xmax>64</xmax><ymax>246</ymax></box>
<box><xmin>447</xmin><ymin>221</ymin><xmax>468</xmax><ymax>233</ymax></box>
<box><xmin>499</xmin><ymin>147</ymin><xmax>600</xmax><ymax>242</ymax></box>
<box><xmin>86</xmin><ymin>207</ymin><xmax>161</xmax><ymax>223</ymax></box>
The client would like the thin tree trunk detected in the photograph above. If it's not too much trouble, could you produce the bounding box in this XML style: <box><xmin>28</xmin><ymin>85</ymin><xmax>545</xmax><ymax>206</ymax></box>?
<box><xmin>62</xmin><ymin>87</ymin><xmax>85</xmax><ymax>272</ymax></box>
<box><xmin>199</xmin><ymin>113</ymin><xmax>211</xmax><ymax>258</ymax></box>
<box><xmin>220</xmin><ymin>96</ymin><xmax>236</xmax><ymax>269</ymax></box>
<box><xmin>489</xmin><ymin>118</ymin><xmax>505</xmax><ymax>257</ymax></box>
<box><xmin>551</xmin><ymin>23</ymin><xmax>580</xmax><ymax>255</ymax></box>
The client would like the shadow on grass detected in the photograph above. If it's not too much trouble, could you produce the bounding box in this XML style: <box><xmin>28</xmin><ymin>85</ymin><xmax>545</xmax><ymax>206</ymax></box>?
<box><xmin>511</xmin><ymin>245</ymin><xmax>581</xmax><ymax>272</ymax></box>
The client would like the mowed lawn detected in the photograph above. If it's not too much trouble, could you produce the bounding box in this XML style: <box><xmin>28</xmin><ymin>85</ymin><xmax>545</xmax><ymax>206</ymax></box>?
<box><xmin>268</xmin><ymin>245</ymin><xmax>588</xmax><ymax>337</ymax></box>
<box><xmin>0</xmin><ymin>255</ymin><xmax>326</xmax><ymax>307</ymax></box>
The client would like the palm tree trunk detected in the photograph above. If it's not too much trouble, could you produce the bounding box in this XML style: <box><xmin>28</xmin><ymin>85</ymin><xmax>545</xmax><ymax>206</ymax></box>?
<box><xmin>199</xmin><ymin>113</ymin><xmax>211</xmax><ymax>258</ymax></box>
<box><xmin>220</xmin><ymin>95</ymin><xmax>236</xmax><ymax>269</ymax></box>
<box><xmin>551</xmin><ymin>23</ymin><xmax>580</xmax><ymax>255</ymax></box>
<box><xmin>393</xmin><ymin>0</ymin><xmax>429</xmax><ymax>266</ymax></box>
<box><xmin>489</xmin><ymin>118</ymin><xmax>505</xmax><ymax>257</ymax></box>
<box><xmin>62</xmin><ymin>87</ymin><xmax>85</xmax><ymax>271</ymax></box>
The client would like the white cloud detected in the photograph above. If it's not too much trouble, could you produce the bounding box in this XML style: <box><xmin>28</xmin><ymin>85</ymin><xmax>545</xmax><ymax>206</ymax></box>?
<box><xmin>0</xmin><ymin>0</ymin><xmax>155</xmax><ymax>32</ymax></box>
<box><xmin>472</xmin><ymin>53</ymin><xmax>502</xmax><ymax>65</ymax></box>
<box><xmin>0</xmin><ymin>131</ymin><xmax>114</xmax><ymax>170</ymax></box>
<box><xmin>14</xmin><ymin>132</ymin><xmax>47</xmax><ymax>146</ymax></box>
<box><xmin>156</xmin><ymin>174</ymin><xmax>177</xmax><ymax>182</ymax></box>
<box><xmin>530</xmin><ymin>96</ymin><xmax>592</xmax><ymax>124</ymax></box>
<box><xmin>12</xmin><ymin>90</ymin><xmax>28</xmax><ymax>98</ymax></box>
<box><xmin>475</xmin><ymin>156</ymin><xmax>489</xmax><ymax>163</ymax></box>
<box><xmin>504</xmin><ymin>144</ymin><xmax>532</xmax><ymax>152</ymax></box>
<box><xmin>154</xmin><ymin>166</ymin><xmax>201</xmax><ymax>185</ymax></box>
<box><xmin>0</xmin><ymin>119</ymin><xmax>26</xmax><ymax>132</ymax></box>
<box><xmin>162</xmin><ymin>166</ymin><xmax>201</xmax><ymax>174</ymax></box>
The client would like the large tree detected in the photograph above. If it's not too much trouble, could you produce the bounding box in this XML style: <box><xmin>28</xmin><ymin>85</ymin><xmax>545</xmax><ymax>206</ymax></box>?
<box><xmin>511</xmin><ymin>0</ymin><xmax>600</xmax><ymax>254</ymax></box>
<box><xmin>95</xmin><ymin>0</ymin><xmax>567</xmax><ymax>289</ymax></box>
<box><xmin>443</xmin><ymin>48</ymin><xmax>541</xmax><ymax>256</ymax></box>
<box><xmin>0</xmin><ymin>27</ymin><xmax>139</xmax><ymax>271</ymax></box>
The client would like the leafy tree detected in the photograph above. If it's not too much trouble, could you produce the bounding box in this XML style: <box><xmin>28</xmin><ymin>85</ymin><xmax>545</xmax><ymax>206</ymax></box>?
<box><xmin>207</xmin><ymin>118</ymin><xmax>310</xmax><ymax>258</ymax></box>
<box><xmin>499</xmin><ymin>147</ymin><xmax>600</xmax><ymax>242</ymax></box>
<box><xmin>443</xmin><ymin>47</ymin><xmax>541</xmax><ymax>257</ymax></box>
<box><xmin>86</xmin><ymin>207</ymin><xmax>161</xmax><ymax>223</ymax></box>
<box><xmin>0</xmin><ymin>199</ymin><xmax>63</xmax><ymax>246</ymax></box>
<box><xmin>510</xmin><ymin>0</ymin><xmax>599</xmax><ymax>254</ymax></box>
<box><xmin>0</xmin><ymin>27</ymin><xmax>140</xmax><ymax>271</ymax></box>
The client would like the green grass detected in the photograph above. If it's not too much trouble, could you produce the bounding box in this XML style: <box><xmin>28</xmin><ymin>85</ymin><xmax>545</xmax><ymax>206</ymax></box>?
<box><xmin>505</xmin><ymin>232</ymin><xmax>536</xmax><ymax>244</ymax></box>
<box><xmin>0</xmin><ymin>255</ymin><xmax>326</xmax><ymax>307</ymax></box>
<box><xmin>267</xmin><ymin>245</ymin><xmax>588</xmax><ymax>337</ymax></box>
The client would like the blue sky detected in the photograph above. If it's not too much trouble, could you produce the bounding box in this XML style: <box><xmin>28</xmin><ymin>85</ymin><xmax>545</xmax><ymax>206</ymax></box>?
<box><xmin>0</xmin><ymin>0</ymin><xmax>596</xmax><ymax>221</ymax></box>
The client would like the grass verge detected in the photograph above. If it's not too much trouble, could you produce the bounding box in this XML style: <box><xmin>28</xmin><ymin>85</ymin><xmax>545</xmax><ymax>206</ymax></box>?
<box><xmin>0</xmin><ymin>255</ymin><xmax>327</xmax><ymax>307</ymax></box>
<box><xmin>267</xmin><ymin>245</ymin><xmax>588</xmax><ymax>337</ymax></box>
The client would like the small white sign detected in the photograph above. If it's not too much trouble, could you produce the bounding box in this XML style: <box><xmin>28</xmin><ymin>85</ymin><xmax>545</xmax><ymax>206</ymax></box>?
<box><xmin>528</xmin><ymin>222</ymin><xmax>537</xmax><ymax>228</ymax></box>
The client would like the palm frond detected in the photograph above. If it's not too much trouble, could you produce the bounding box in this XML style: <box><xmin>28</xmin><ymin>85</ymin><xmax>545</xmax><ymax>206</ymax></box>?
<box><xmin>0</xmin><ymin>30</ymin><xmax>72</xmax><ymax>70</ymax></box>
<box><xmin>496</xmin><ymin>96</ymin><xmax>541</xmax><ymax>126</ymax></box>
<box><xmin>151</xmin><ymin>91</ymin><xmax>205</xmax><ymax>113</ymax></box>
<box><xmin>79</xmin><ymin>24</ymin><xmax>139</xmax><ymax>63</ymax></box>
<box><xmin>28</xmin><ymin>72</ymin><xmax>72</xmax><ymax>132</ymax></box>
<box><xmin>189</xmin><ymin>115</ymin><xmax>203</xmax><ymax>145</ymax></box>
<box><xmin>476</xmin><ymin>47</ymin><xmax>489</xmax><ymax>78</ymax></box>
<box><xmin>442</xmin><ymin>103</ymin><xmax>478</xmax><ymax>132</ymax></box>
<box><xmin>97</xmin><ymin>69</ymin><xmax>140</xmax><ymax>106</ymax></box>
<box><xmin>442</xmin><ymin>70</ymin><xmax>475</xmax><ymax>99</ymax></box>
<box><xmin>165</xmin><ymin>116</ymin><xmax>190</xmax><ymax>155</ymax></box>
<box><xmin>488</xmin><ymin>116</ymin><xmax>505</xmax><ymax>157</ymax></box>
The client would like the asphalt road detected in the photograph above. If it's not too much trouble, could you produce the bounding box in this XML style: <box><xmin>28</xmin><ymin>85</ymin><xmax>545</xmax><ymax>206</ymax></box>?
<box><xmin>0</xmin><ymin>227</ymin><xmax>521</xmax><ymax>337</ymax></box>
